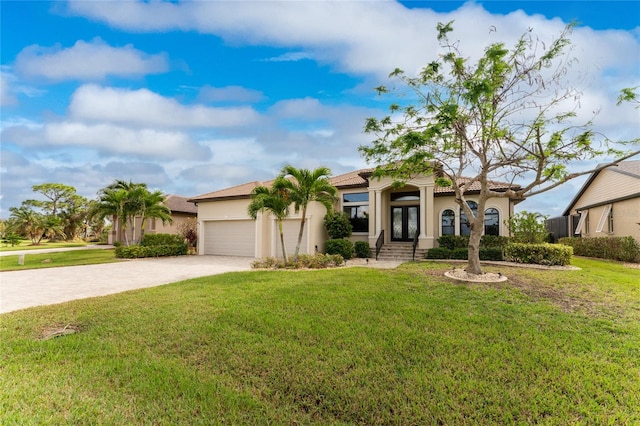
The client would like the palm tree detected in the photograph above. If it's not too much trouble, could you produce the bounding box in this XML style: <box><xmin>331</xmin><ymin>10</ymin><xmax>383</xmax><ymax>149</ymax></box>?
<box><xmin>92</xmin><ymin>186</ymin><xmax>129</xmax><ymax>244</ymax></box>
<box><xmin>276</xmin><ymin>166</ymin><xmax>338</xmax><ymax>258</ymax></box>
<box><xmin>247</xmin><ymin>182</ymin><xmax>292</xmax><ymax>262</ymax></box>
<box><xmin>138</xmin><ymin>189</ymin><xmax>172</xmax><ymax>244</ymax></box>
<box><xmin>8</xmin><ymin>205</ymin><xmax>47</xmax><ymax>245</ymax></box>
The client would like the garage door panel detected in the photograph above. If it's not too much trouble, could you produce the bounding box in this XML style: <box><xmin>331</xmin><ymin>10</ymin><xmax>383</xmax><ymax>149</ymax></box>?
<box><xmin>276</xmin><ymin>219</ymin><xmax>308</xmax><ymax>256</ymax></box>
<box><xmin>204</xmin><ymin>220</ymin><xmax>255</xmax><ymax>257</ymax></box>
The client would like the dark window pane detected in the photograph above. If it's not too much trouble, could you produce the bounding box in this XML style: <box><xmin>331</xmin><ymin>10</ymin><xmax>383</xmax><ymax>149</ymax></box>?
<box><xmin>484</xmin><ymin>208</ymin><xmax>499</xmax><ymax>236</ymax></box>
<box><xmin>343</xmin><ymin>206</ymin><xmax>369</xmax><ymax>233</ymax></box>
<box><xmin>343</xmin><ymin>192</ymin><xmax>369</xmax><ymax>203</ymax></box>
<box><xmin>441</xmin><ymin>209</ymin><xmax>455</xmax><ymax>235</ymax></box>
<box><xmin>390</xmin><ymin>191</ymin><xmax>420</xmax><ymax>201</ymax></box>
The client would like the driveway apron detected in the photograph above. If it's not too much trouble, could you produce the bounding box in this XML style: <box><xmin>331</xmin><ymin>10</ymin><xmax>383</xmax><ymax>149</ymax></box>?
<box><xmin>0</xmin><ymin>256</ymin><xmax>253</xmax><ymax>314</ymax></box>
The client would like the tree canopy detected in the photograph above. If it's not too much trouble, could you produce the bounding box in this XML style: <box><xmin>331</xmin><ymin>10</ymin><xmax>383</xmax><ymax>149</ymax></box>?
<box><xmin>360</xmin><ymin>23</ymin><xmax>639</xmax><ymax>274</ymax></box>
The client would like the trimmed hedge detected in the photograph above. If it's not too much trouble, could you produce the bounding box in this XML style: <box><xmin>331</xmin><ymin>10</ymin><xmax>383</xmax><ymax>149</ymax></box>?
<box><xmin>559</xmin><ymin>236</ymin><xmax>640</xmax><ymax>263</ymax></box>
<box><xmin>504</xmin><ymin>243</ymin><xmax>572</xmax><ymax>266</ymax></box>
<box><xmin>437</xmin><ymin>235</ymin><xmax>510</xmax><ymax>250</ymax></box>
<box><xmin>141</xmin><ymin>233</ymin><xmax>185</xmax><ymax>247</ymax></box>
<box><xmin>426</xmin><ymin>247</ymin><xmax>504</xmax><ymax>261</ymax></box>
<box><xmin>354</xmin><ymin>241</ymin><xmax>372</xmax><ymax>258</ymax></box>
<box><xmin>325</xmin><ymin>239</ymin><xmax>354</xmax><ymax>260</ymax></box>
<box><xmin>115</xmin><ymin>243</ymin><xmax>188</xmax><ymax>258</ymax></box>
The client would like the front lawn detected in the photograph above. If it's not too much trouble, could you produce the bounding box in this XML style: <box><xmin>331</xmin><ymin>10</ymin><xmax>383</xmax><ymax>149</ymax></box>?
<box><xmin>0</xmin><ymin>239</ymin><xmax>90</xmax><ymax>252</ymax></box>
<box><xmin>0</xmin><ymin>249</ymin><xmax>121</xmax><ymax>271</ymax></box>
<box><xmin>1</xmin><ymin>258</ymin><xmax>638</xmax><ymax>424</ymax></box>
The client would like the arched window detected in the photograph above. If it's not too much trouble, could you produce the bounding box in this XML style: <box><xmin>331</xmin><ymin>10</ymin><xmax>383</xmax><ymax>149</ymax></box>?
<box><xmin>484</xmin><ymin>208</ymin><xmax>500</xmax><ymax>236</ymax></box>
<box><xmin>441</xmin><ymin>209</ymin><xmax>455</xmax><ymax>235</ymax></box>
<box><xmin>460</xmin><ymin>201</ymin><xmax>477</xmax><ymax>236</ymax></box>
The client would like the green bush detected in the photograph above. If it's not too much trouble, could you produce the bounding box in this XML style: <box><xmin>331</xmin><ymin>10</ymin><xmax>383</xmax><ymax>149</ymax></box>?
<box><xmin>426</xmin><ymin>247</ymin><xmax>504</xmax><ymax>261</ymax></box>
<box><xmin>141</xmin><ymin>233</ymin><xmax>184</xmax><ymax>247</ymax></box>
<box><xmin>450</xmin><ymin>247</ymin><xmax>469</xmax><ymax>260</ymax></box>
<box><xmin>251</xmin><ymin>254</ymin><xmax>344</xmax><ymax>269</ymax></box>
<box><xmin>438</xmin><ymin>234</ymin><xmax>509</xmax><ymax>250</ymax></box>
<box><xmin>325</xmin><ymin>239</ymin><xmax>354</xmax><ymax>260</ymax></box>
<box><xmin>115</xmin><ymin>243</ymin><xmax>187</xmax><ymax>258</ymax></box>
<box><xmin>426</xmin><ymin>247</ymin><xmax>451</xmax><ymax>259</ymax></box>
<box><xmin>559</xmin><ymin>236</ymin><xmax>640</xmax><ymax>263</ymax></box>
<box><xmin>437</xmin><ymin>235</ymin><xmax>468</xmax><ymax>250</ymax></box>
<box><xmin>506</xmin><ymin>211</ymin><xmax>549</xmax><ymax>244</ymax></box>
<box><xmin>354</xmin><ymin>241</ymin><xmax>371</xmax><ymax>258</ymax></box>
<box><xmin>504</xmin><ymin>243</ymin><xmax>572</xmax><ymax>266</ymax></box>
<box><xmin>323</xmin><ymin>211</ymin><xmax>353</xmax><ymax>240</ymax></box>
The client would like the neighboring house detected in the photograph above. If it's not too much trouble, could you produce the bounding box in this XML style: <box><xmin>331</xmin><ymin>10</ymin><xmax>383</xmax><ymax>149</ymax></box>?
<box><xmin>108</xmin><ymin>194</ymin><xmax>197</xmax><ymax>245</ymax></box>
<box><xmin>554</xmin><ymin>160</ymin><xmax>640</xmax><ymax>243</ymax></box>
<box><xmin>188</xmin><ymin>168</ymin><xmax>522</xmax><ymax>258</ymax></box>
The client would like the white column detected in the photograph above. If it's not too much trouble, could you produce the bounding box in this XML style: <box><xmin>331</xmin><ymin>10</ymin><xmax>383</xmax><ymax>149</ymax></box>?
<box><xmin>419</xmin><ymin>186</ymin><xmax>427</xmax><ymax>238</ymax></box>
<box><xmin>375</xmin><ymin>190</ymin><xmax>382</xmax><ymax>236</ymax></box>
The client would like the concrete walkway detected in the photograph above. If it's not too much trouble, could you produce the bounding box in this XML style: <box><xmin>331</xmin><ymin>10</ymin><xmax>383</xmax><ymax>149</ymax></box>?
<box><xmin>0</xmin><ymin>255</ymin><xmax>253</xmax><ymax>314</ymax></box>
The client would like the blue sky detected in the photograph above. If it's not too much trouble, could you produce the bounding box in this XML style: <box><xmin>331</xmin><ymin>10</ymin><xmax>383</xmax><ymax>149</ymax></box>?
<box><xmin>1</xmin><ymin>1</ymin><xmax>639</xmax><ymax>218</ymax></box>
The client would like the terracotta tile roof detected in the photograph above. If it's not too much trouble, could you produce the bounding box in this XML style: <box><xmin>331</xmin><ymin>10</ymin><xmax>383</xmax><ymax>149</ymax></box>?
<box><xmin>164</xmin><ymin>194</ymin><xmax>198</xmax><ymax>214</ymax></box>
<box><xmin>433</xmin><ymin>177</ymin><xmax>518</xmax><ymax>194</ymax></box>
<box><xmin>188</xmin><ymin>168</ymin><xmax>519</xmax><ymax>202</ymax></box>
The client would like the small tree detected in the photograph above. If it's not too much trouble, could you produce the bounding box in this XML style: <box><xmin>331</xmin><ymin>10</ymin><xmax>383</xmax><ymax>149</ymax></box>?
<box><xmin>360</xmin><ymin>23</ymin><xmax>639</xmax><ymax>275</ymax></box>
<box><xmin>506</xmin><ymin>211</ymin><xmax>548</xmax><ymax>244</ymax></box>
<box><xmin>324</xmin><ymin>211</ymin><xmax>353</xmax><ymax>239</ymax></box>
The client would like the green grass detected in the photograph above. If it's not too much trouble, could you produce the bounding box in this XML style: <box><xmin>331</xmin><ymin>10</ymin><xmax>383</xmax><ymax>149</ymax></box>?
<box><xmin>1</xmin><ymin>258</ymin><xmax>639</xmax><ymax>424</ymax></box>
<box><xmin>0</xmin><ymin>239</ymin><xmax>90</xmax><ymax>252</ymax></box>
<box><xmin>0</xmin><ymin>249</ymin><xmax>121</xmax><ymax>271</ymax></box>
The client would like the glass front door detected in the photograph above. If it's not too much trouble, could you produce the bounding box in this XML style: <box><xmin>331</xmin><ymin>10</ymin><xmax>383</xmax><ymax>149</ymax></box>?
<box><xmin>391</xmin><ymin>206</ymin><xmax>419</xmax><ymax>241</ymax></box>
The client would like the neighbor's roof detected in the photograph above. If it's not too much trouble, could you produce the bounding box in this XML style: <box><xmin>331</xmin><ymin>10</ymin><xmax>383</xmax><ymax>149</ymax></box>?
<box><xmin>188</xmin><ymin>168</ymin><xmax>520</xmax><ymax>202</ymax></box>
<box><xmin>562</xmin><ymin>159</ymin><xmax>640</xmax><ymax>216</ymax></box>
<box><xmin>164</xmin><ymin>194</ymin><xmax>198</xmax><ymax>214</ymax></box>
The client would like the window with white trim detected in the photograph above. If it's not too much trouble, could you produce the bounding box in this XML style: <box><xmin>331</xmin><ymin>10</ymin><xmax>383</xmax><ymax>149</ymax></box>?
<box><xmin>460</xmin><ymin>201</ymin><xmax>478</xmax><ymax>236</ymax></box>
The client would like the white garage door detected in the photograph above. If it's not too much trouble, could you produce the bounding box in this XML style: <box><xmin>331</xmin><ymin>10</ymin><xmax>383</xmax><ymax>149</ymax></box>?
<box><xmin>203</xmin><ymin>220</ymin><xmax>255</xmax><ymax>257</ymax></box>
<box><xmin>275</xmin><ymin>219</ymin><xmax>309</xmax><ymax>257</ymax></box>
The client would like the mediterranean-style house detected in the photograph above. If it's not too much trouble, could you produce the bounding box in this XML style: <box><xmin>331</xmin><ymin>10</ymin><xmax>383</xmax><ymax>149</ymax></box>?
<box><xmin>188</xmin><ymin>168</ymin><xmax>522</xmax><ymax>258</ymax></box>
<box><xmin>555</xmin><ymin>159</ymin><xmax>640</xmax><ymax>243</ymax></box>
<box><xmin>107</xmin><ymin>194</ymin><xmax>198</xmax><ymax>245</ymax></box>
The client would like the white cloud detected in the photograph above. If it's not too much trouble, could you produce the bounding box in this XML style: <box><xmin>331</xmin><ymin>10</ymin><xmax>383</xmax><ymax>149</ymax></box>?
<box><xmin>15</xmin><ymin>38</ymin><xmax>168</xmax><ymax>80</ymax></box>
<box><xmin>0</xmin><ymin>71</ymin><xmax>17</xmax><ymax>106</ymax></box>
<box><xmin>262</xmin><ymin>52</ymin><xmax>314</xmax><ymax>62</ymax></box>
<box><xmin>69</xmin><ymin>84</ymin><xmax>262</xmax><ymax>128</ymax></box>
<box><xmin>197</xmin><ymin>85</ymin><xmax>264</xmax><ymax>104</ymax></box>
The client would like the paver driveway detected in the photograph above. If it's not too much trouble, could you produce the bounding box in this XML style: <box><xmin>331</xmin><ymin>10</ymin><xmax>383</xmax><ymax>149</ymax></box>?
<box><xmin>0</xmin><ymin>256</ymin><xmax>253</xmax><ymax>314</ymax></box>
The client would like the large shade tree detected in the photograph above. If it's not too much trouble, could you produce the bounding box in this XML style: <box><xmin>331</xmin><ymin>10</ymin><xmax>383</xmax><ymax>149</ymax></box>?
<box><xmin>247</xmin><ymin>182</ymin><xmax>292</xmax><ymax>262</ymax></box>
<box><xmin>360</xmin><ymin>23</ymin><xmax>639</xmax><ymax>275</ymax></box>
<box><xmin>276</xmin><ymin>166</ymin><xmax>338</xmax><ymax>259</ymax></box>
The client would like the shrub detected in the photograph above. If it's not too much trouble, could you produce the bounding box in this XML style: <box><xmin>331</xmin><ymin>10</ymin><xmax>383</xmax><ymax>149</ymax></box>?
<box><xmin>251</xmin><ymin>254</ymin><xmax>344</xmax><ymax>269</ymax></box>
<box><xmin>115</xmin><ymin>242</ymin><xmax>187</xmax><ymax>258</ymax></box>
<box><xmin>426</xmin><ymin>247</ymin><xmax>451</xmax><ymax>259</ymax></box>
<box><xmin>141</xmin><ymin>233</ymin><xmax>184</xmax><ymax>247</ymax></box>
<box><xmin>437</xmin><ymin>235</ymin><xmax>468</xmax><ymax>250</ymax></box>
<box><xmin>450</xmin><ymin>247</ymin><xmax>469</xmax><ymax>260</ymax></box>
<box><xmin>354</xmin><ymin>241</ymin><xmax>371</xmax><ymax>258</ymax></box>
<box><xmin>480</xmin><ymin>235</ymin><xmax>510</xmax><ymax>249</ymax></box>
<box><xmin>324</xmin><ymin>211</ymin><xmax>353</xmax><ymax>240</ymax></box>
<box><xmin>325</xmin><ymin>239</ymin><xmax>354</xmax><ymax>260</ymax></box>
<box><xmin>506</xmin><ymin>211</ymin><xmax>549</xmax><ymax>244</ymax></box>
<box><xmin>559</xmin><ymin>236</ymin><xmax>640</xmax><ymax>263</ymax></box>
<box><xmin>480</xmin><ymin>247</ymin><xmax>504</xmax><ymax>261</ymax></box>
<box><xmin>504</xmin><ymin>243</ymin><xmax>572</xmax><ymax>266</ymax></box>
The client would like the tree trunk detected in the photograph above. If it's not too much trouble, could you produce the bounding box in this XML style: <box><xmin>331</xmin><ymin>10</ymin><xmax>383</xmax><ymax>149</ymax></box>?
<box><xmin>294</xmin><ymin>207</ymin><xmax>307</xmax><ymax>259</ymax></box>
<box><xmin>467</xmin><ymin>223</ymin><xmax>483</xmax><ymax>275</ymax></box>
<box><xmin>278</xmin><ymin>219</ymin><xmax>288</xmax><ymax>263</ymax></box>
